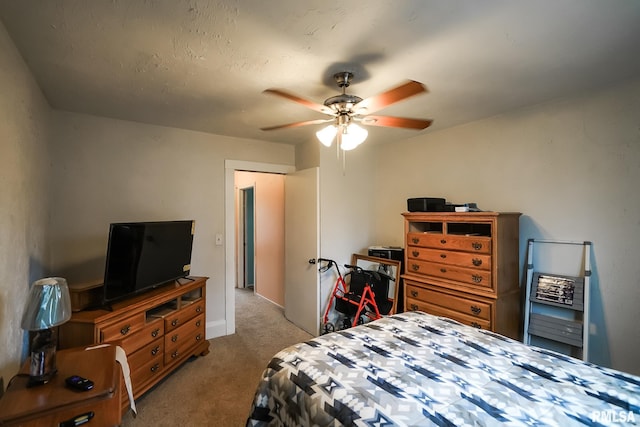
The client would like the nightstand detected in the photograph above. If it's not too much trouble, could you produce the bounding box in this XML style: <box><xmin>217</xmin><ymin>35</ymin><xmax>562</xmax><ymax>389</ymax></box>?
<box><xmin>0</xmin><ymin>345</ymin><xmax>121</xmax><ymax>426</ymax></box>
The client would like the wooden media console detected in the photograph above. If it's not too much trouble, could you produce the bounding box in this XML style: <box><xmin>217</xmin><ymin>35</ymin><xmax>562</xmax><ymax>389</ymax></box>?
<box><xmin>59</xmin><ymin>276</ymin><xmax>210</xmax><ymax>410</ymax></box>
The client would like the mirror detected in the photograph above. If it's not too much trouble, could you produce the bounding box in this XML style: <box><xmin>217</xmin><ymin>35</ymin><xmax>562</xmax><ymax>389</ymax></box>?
<box><xmin>350</xmin><ymin>254</ymin><xmax>402</xmax><ymax>315</ymax></box>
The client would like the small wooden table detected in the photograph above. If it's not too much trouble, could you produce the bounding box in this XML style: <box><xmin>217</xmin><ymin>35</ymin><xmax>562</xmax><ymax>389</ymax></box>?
<box><xmin>0</xmin><ymin>345</ymin><xmax>121</xmax><ymax>426</ymax></box>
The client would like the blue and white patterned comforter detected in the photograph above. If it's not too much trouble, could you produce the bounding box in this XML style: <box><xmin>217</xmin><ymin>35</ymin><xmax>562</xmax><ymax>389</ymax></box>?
<box><xmin>247</xmin><ymin>311</ymin><xmax>640</xmax><ymax>426</ymax></box>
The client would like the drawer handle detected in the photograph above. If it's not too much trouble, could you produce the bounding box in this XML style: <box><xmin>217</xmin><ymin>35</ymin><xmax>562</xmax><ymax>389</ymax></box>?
<box><xmin>171</xmin><ymin>319</ymin><xmax>179</xmax><ymax>327</ymax></box>
<box><xmin>411</xmin><ymin>264</ymin><xmax>420</xmax><ymax>271</ymax></box>
<box><xmin>472</xmin><ymin>258</ymin><xmax>482</xmax><ymax>266</ymax></box>
<box><xmin>440</xmin><ymin>254</ymin><xmax>447</xmax><ymax>259</ymax></box>
<box><xmin>470</xmin><ymin>305</ymin><xmax>482</xmax><ymax>315</ymax></box>
<box><xmin>410</xmin><ymin>290</ymin><xmax>418</xmax><ymax>297</ymax></box>
<box><xmin>472</xmin><ymin>274</ymin><xmax>483</xmax><ymax>283</ymax></box>
<box><xmin>196</xmin><ymin>320</ymin><xmax>201</xmax><ymax>327</ymax></box>
<box><xmin>472</xmin><ymin>242</ymin><xmax>483</xmax><ymax>251</ymax></box>
<box><xmin>196</xmin><ymin>334</ymin><xmax>202</xmax><ymax>341</ymax></box>
<box><xmin>471</xmin><ymin>322</ymin><xmax>482</xmax><ymax>329</ymax></box>
<box><xmin>120</xmin><ymin>325</ymin><xmax>131</xmax><ymax>335</ymax></box>
<box><xmin>440</xmin><ymin>239</ymin><xmax>447</xmax><ymax>244</ymax></box>
<box><xmin>412</xmin><ymin>250</ymin><xmax>419</xmax><ymax>257</ymax></box>
<box><xmin>151</xmin><ymin>328</ymin><xmax>160</xmax><ymax>337</ymax></box>
<box><xmin>151</xmin><ymin>346</ymin><xmax>160</xmax><ymax>356</ymax></box>
<box><xmin>171</xmin><ymin>350</ymin><xmax>179</xmax><ymax>359</ymax></box>
<box><xmin>440</xmin><ymin>268</ymin><xmax>447</xmax><ymax>273</ymax></box>
<box><xmin>410</xmin><ymin>304</ymin><xmax>419</xmax><ymax>311</ymax></box>
<box><xmin>171</xmin><ymin>334</ymin><xmax>179</xmax><ymax>342</ymax></box>
<box><xmin>196</xmin><ymin>306</ymin><xmax>202</xmax><ymax>313</ymax></box>
<box><xmin>151</xmin><ymin>364</ymin><xmax>160</xmax><ymax>373</ymax></box>
<box><xmin>412</xmin><ymin>237</ymin><xmax>419</xmax><ymax>244</ymax></box>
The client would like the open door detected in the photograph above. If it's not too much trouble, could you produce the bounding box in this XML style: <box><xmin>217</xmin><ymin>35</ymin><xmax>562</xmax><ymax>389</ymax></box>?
<box><xmin>284</xmin><ymin>167</ymin><xmax>320</xmax><ymax>335</ymax></box>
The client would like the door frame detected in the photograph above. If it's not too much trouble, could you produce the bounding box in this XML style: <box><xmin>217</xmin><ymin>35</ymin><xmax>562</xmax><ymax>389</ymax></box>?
<box><xmin>224</xmin><ymin>160</ymin><xmax>295</xmax><ymax>335</ymax></box>
<box><xmin>238</xmin><ymin>185</ymin><xmax>256</xmax><ymax>289</ymax></box>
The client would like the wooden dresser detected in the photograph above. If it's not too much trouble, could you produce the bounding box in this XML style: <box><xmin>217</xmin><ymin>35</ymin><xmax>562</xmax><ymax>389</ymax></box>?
<box><xmin>402</xmin><ymin>212</ymin><xmax>521</xmax><ymax>339</ymax></box>
<box><xmin>59</xmin><ymin>276</ymin><xmax>210</xmax><ymax>409</ymax></box>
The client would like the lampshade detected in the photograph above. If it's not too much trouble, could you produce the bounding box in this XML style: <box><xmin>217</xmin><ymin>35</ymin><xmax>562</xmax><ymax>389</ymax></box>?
<box><xmin>339</xmin><ymin>123</ymin><xmax>368</xmax><ymax>151</ymax></box>
<box><xmin>21</xmin><ymin>277</ymin><xmax>72</xmax><ymax>331</ymax></box>
<box><xmin>316</xmin><ymin>125</ymin><xmax>337</xmax><ymax>147</ymax></box>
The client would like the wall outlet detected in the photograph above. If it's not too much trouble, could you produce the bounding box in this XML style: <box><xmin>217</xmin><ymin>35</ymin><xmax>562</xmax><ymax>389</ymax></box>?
<box><xmin>215</xmin><ymin>234</ymin><xmax>223</xmax><ymax>246</ymax></box>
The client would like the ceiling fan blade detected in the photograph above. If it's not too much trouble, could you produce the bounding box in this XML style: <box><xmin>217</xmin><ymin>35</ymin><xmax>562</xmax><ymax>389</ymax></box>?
<box><xmin>361</xmin><ymin>115</ymin><xmax>433</xmax><ymax>130</ymax></box>
<box><xmin>263</xmin><ymin>89</ymin><xmax>333</xmax><ymax>114</ymax></box>
<box><xmin>261</xmin><ymin>118</ymin><xmax>333</xmax><ymax>131</ymax></box>
<box><xmin>354</xmin><ymin>80</ymin><xmax>428</xmax><ymax>115</ymax></box>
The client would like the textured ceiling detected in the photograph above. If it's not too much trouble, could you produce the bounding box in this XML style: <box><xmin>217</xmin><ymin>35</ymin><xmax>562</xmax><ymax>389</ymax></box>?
<box><xmin>1</xmin><ymin>0</ymin><xmax>640</xmax><ymax>146</ymax></box>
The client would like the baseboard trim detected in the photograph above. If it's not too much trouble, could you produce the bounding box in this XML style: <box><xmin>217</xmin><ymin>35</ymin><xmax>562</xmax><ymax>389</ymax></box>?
<box><xmin>255</xmin><ymin>292</ymin><xmax>284</xmax><ymax>309</ymax></box>
<box><xmin>206</xmin><ymin>319</ymin><xmax>226</xmax><ymax>340</ymax></box>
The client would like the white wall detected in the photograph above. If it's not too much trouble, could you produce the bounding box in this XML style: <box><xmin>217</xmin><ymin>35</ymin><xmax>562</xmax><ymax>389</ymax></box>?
<box><xmin>48</xmin><ymin>111</ymin><xmax>295</xmax><ymax>339</ymax></box>
<box><xmin>318</xmin><ymin>144</ymin><xmax>378</xmax><ymax>322</ymax></box>
<box><xmin>374</xmin><ymin>77</ymin><xmax>640</xmax><ymax>374</ymax></box>
<box><xmin>0</xmin><ymin>22</ymin><xmax>51</xmax><ymax>383</ymax></box>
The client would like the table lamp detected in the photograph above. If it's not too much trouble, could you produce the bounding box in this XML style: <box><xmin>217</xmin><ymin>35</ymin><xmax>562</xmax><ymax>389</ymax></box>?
<box><xmin>20</xmin><ymin>277</ymin><xmax>71</xmax><ymax>387</ymax></box>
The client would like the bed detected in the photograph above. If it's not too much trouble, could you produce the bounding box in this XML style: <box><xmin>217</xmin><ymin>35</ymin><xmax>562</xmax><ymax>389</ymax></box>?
<box><xmin>247</xmin><ymin>311</ymin><xmax>639</xmax><ymax>426</ymax></box>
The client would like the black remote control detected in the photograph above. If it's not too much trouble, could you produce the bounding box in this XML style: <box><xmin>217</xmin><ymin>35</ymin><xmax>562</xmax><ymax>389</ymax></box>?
<box><xmin>65</xmin><ymin>375</ymin><xmax>94</xmax><ymax>391</ymax></box>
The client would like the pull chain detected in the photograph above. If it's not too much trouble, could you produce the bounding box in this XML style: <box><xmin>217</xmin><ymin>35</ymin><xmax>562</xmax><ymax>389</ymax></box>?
<box><xmin>342</xmin><ymin>149</ymin><xmax>347</xmax><ymax>175</ymax></box>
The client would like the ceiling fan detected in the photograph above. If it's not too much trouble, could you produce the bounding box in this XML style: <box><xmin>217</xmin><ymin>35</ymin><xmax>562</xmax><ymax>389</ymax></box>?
<box><xmin>261</xmin><ymin>71</ymin><xmax>433</xmax><ymax>151</ymax></box>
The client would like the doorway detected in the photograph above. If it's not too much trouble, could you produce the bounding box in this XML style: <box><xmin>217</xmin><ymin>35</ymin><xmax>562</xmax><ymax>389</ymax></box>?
<box><xmin>226</xmin><ymin>161</ymin><xmax>295</xmax><ymax>335</ymax></box>
<box><xmin>235</xmin><ymin>171</ymin><xmax>285</xmax><ymax>305</ymax></box>
<box><xmin>230</xmin><ymin>168</ymin><xmax>292</xmax><ymax>332</ymax></box>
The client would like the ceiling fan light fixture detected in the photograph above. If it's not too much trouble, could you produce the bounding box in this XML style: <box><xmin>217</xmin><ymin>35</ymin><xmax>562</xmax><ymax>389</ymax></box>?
<box><xmin>316</xmin><ymin>125</ymin><xmax>337</xmax><ymax>147</ymax></box>
<box><xmin>339</xmin><ymin>123</ymin><xmax>368</xmax><ymax>151</ymax></box>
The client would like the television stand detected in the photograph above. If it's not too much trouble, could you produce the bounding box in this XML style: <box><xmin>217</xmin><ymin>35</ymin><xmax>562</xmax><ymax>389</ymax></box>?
<box><xmin>59</xmin><ymin>276</ymin><xmax>209</xmax><ymax>412</ymax></box>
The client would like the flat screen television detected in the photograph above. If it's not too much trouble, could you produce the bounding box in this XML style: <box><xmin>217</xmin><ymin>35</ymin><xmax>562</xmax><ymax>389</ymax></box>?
<box><xmin>102</xmin><ymin>220</ymin><xmax>195</xmax><ymax>306</ymax></box>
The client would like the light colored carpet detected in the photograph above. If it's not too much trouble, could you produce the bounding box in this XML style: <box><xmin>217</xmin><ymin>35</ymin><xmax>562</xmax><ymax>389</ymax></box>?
<box><xmin>121</xmin><ymin>287</ymin><xmax>313</xmax><ymax>426</ymax></box>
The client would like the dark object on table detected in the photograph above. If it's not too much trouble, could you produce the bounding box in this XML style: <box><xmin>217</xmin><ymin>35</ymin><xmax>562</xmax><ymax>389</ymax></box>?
<box><xmin>407</xmin><ymin>197</ymin><xmax>446</xmax><ymax>212</ymax></box>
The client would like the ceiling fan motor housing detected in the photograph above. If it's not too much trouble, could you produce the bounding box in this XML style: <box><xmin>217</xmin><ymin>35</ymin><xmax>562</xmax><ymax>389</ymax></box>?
<box><xmin>323</xmin><ymin>94</ymin><xmax>363</xmax><ymax>113</ymax></box>
<box><xmin>323</xmin><ymin>71</ymin><xmax>363</xmax><ymax>113</ymax></box>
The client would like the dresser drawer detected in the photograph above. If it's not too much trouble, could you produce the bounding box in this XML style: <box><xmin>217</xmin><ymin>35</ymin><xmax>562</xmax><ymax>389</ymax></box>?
<box><xmin>407</xmin><ymin>246</ymin><xmax>491</xmax><ymax>270</ymax></box>
<box><xmin>165</xmin><ymin>328</ymin><xmax>206</xmax><ymax>365</ymax></box>
<box><xmin>99</xmin><ymin>313</ymin><xmax>146</xmax><ymax>342</ymax></box>
<box><xmin>164</xmin><ymin>314</ymin><xmax>206</xmax><ymax>364</ymax></box>
<box><xmin>118</xmin><ymin>317</ymin><xmax>164</xmax><ymax>354</ymax></box>
<box><xmin>407</xmin><ymin>232</ymin><xmax>491</xmax><ymax>254</ymax></box>
<box><xmin>405</xmin><ymin>299</ymin><xmax>491</xmax><ymax>330</ymax></box>
<box><xmin>164</xmin><ymin>314</ymin><xmax>205</xmax><ymax>350</ymax></box>
<box><xmin>407</xmin><ymin>259</ymin><xmax>492</xmax><ymax>289</ymax></box>
<box><xmin>165</xmin><ymin>300</ymin><xmax>205</xmax><ymax>332</ymax></box>
<box><xmin>127</xmin><ymin>337</ymin><xmax>164</xmax><ymax>369</ymax></box>
<box><xmin>405</xmin><ymin>284</ymin><xmax>492</xmax><ymax>321</ymax></box>
<box><xmin>131</xmin><ymin>355</ymin><xmax>164</xmax><ymax>393</ymax></box>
